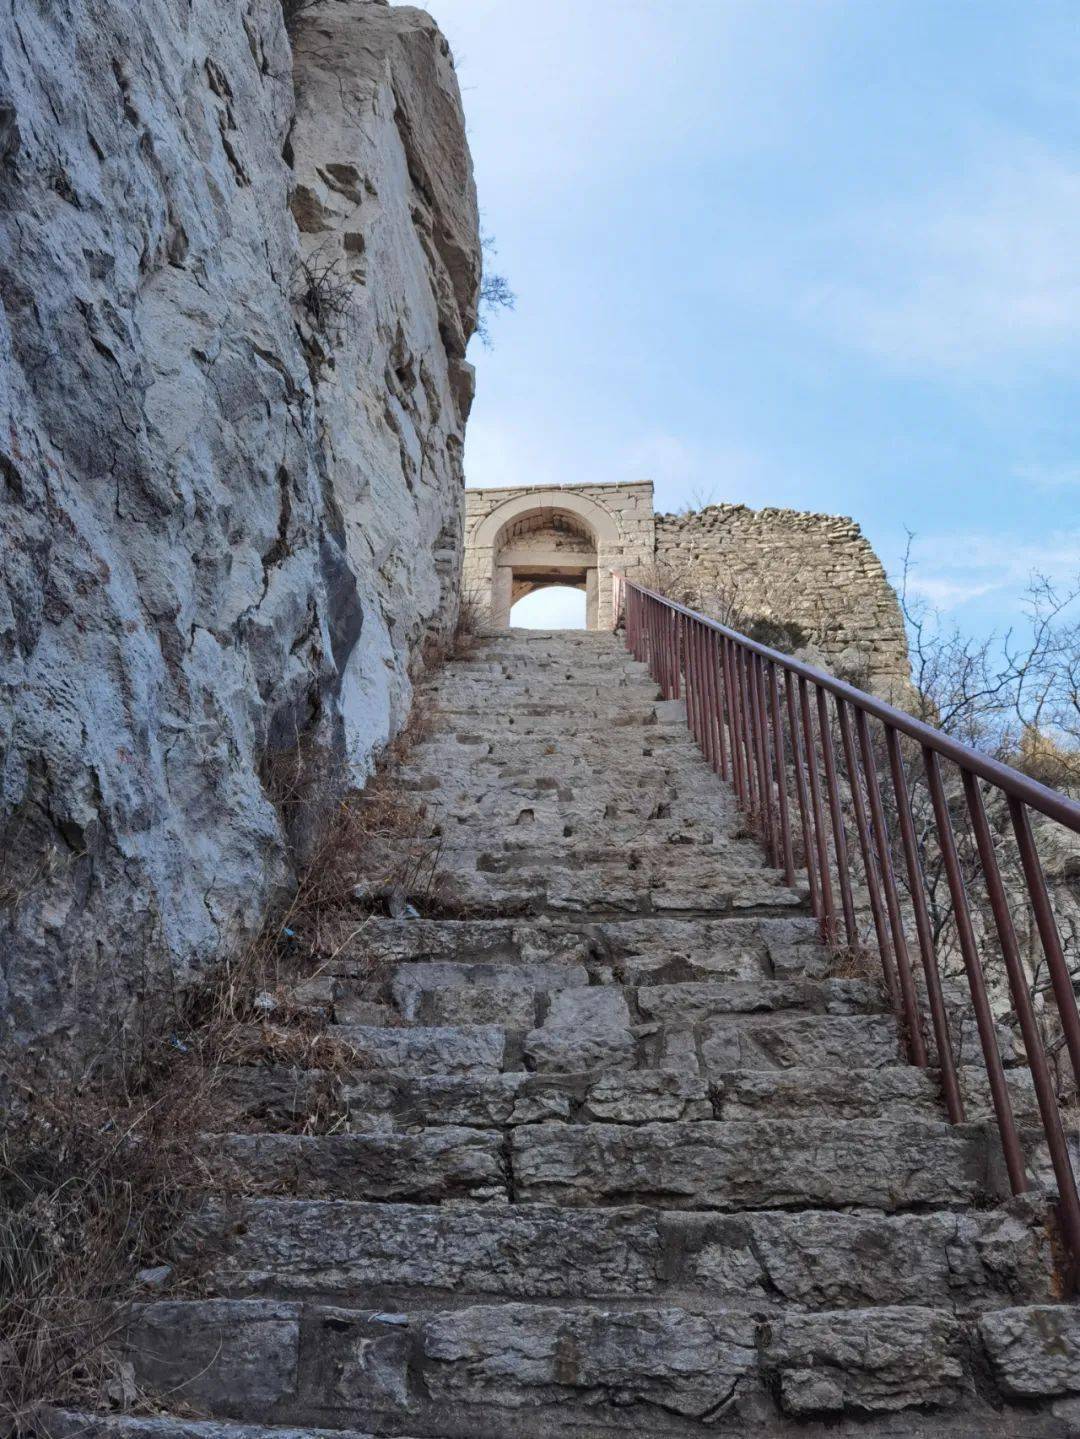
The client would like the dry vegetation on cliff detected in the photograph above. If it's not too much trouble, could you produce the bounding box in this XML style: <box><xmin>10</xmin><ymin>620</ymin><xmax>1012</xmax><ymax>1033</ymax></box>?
<box><xmin>0</xmin><ymin>607</ymin><xmax>487</xmax><ymax>1431</ymax></box>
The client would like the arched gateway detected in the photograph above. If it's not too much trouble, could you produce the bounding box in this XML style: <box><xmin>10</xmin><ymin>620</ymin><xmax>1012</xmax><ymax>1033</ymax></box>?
<box><xmin>464</xmin><ymin>482</ymin><xmax>656</xmax><ymax>630</ymax></box>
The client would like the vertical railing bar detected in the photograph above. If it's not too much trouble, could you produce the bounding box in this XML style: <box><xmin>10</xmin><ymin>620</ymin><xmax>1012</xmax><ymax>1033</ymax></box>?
<box><xmin>816</xmin><ymin>686</ymin><xmax>858</xmax><ymax>948</ymax></box>
<box><xmin>785</xmin><ymin>670</ymin><xmax>821</xmax><ymax>920</ymax></box>
<box><xmin>836</xmin><ymin>698</ymin><xmax>901</xmax><ymax>1012</ymax></box>
<box><xmin>799</xmin><ymin>676</ymin><xmax>837</xmax><ymax>946</ymax></box>
<box><xmin>683</xmin><ymin>614</ymin><xmax>697</xmax><ymax>742</ymax></box>
<box><xmin>884</xmin><ymin>727</ymin><xmax>964</xmax><ymax>1122</ymax></box>
<box><xmin>855</xmin><ymin>709</ymin><xmax>928</xmax><ymax>1066</ymax></box>
<box><xmin>924</xmin><ymin>748</ymin><xmax>1027</xmax><ymax>1195</ymax></box>
<box><xmin>767</xmin><ymin>661</ymin><xmax>796</xmax><ymax>885</ymax></box>
<box><xmin>698</xmin><ymin>622</ymin><xmax>716</xmax><ymax>771</ymax></box>
<box><xmin>727</xmin><ymin>644</ymin><xmax>742</xmax><ymax>811</ymax></box>
<box><xmin>1008</xmin><ymin>796</ymin><xmax>1080</xmax><ymax>1092</ymax></box>
<box><xmin>712</xmin><ymin>631</ymin><xmax>730</xmax><ymax>780</ymax></box>
<box><xmin>725</xmin><ymin>638</ymin><xmax>747</xmax><ymax>808</ymax></box>
<box><xmin>752</xmin><ymin>654</ymin><xmax>776</xmax><ymax>863</ymax></box>
<box><xmin>693</xmin><ymin>618</ymin><xmax>710</xmax><ymax>754</ymax></box>
<box><xmin>700</xmin><ymin>624</ymin><xmax>718</xmax><ymax>772</ymax></box>
<box><xmin>965</xmin><ymin>773</ymin><xmax>1080</xmax><ymax>1275</ymax></box>
<box><xmin>739</xmin><ymin>646</ymin><xmax>760</xmax><ymax>821</ymax></box>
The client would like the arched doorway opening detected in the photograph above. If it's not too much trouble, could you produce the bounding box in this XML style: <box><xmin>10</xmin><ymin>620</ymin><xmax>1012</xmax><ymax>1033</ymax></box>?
<box><xmin>469</xmin><ymin>491</ymin><xmax>622</xmax><ymax>630</ymax></box>
<box><xmin>510</xmin><ymin>585</ymin><xmax>587</xmax><ymax>629</ymax></box>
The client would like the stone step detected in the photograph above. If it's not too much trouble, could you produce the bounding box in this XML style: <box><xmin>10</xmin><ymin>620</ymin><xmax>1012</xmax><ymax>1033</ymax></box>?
<box><xmin>41</xmin><ymin>1418</ymin><xmax>412</xmax><ymax>1439</ymax></box>
<box><xmin>320</xmin><ymin>1003</ymin><xmax>901</xmax><ymax>1070</ymax></box>
<box><xmin>318</xmin><ymin>913</ymin><xmax>822</xmax><ymax>984</ymax></box>
<box><xmin>193</xmin><ymin>1128</ymin><xmax>508</xmax><ymax>1203</ymax></box>
<box><xmin>511</xmin><ymin>1118</ymin><xmax>994</xmax><ymax>1211</ymax></box>
<box><xmin>122</xmin><ymin>1296</ymin><xmax>1077</xmax><ymax>1436</ymax></box>
<box><xmin>194</xmin><ymin>1117</ymin><xmax>996</xmax><ymax>1210</ymax></box>
<box><xmin>329</xmin><ymin>971</ymin><xmax>881</xmax><ymax>1031</ymax></box>
<box><xmin>208</xmin><ymin>1061</ymin><xmax>1036</xmax><ymax>1134</ymax></box>
<box><xmin>325</xmin><ymin>1005</ymin><xmax>900</xmax><ymax>1078</ymax></box>
<box><xmin>411</xmin><ymin>842</ymin><xmax>807</xmax><ymax>916</ymax></box>
<box><xmin>330</xmin><ymin>1022</ymin><xmax>509</xmax><ymax>1075</ymax></box>
<box><xmin>45</xmin><ymin>1407</ymin><xmax>1074</xmax><ymax>1439</ymax></box>
<box><xmin>182</xmin><ymin>1195</ymin><xmax>1056</xmax><ymax>1312</ymax></box>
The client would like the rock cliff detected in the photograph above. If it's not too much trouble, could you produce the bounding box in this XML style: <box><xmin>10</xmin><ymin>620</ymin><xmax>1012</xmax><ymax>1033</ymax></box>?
<box><xmin>0</xmin><ymin>0</ymin><xmax>479</xmax><ymax>1066</ymax></box>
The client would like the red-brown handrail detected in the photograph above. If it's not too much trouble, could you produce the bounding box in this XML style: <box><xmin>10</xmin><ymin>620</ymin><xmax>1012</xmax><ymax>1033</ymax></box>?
<box><xmin>615</xmin><ymin>574</ymin><xmax>1080</xmax><ymax>1290</ymax></box>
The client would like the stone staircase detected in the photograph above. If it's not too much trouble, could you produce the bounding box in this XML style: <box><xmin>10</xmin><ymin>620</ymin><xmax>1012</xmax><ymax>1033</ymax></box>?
<box><xmin>52</xmin><ymin>630</ymin><xmax>1080</xmax><ymax>1438</ymax></box>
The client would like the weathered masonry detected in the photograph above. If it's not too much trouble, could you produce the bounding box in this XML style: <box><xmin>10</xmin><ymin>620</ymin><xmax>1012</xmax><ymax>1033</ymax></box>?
<box><xmin>464</xmin><ymin>482</ymin><xmax>655</xmax><ymax>630</ymax></box>
<box><xmin>464</xmin><ymin>482</ymin><xmax>910</xmax><ymax>691</ymax></box>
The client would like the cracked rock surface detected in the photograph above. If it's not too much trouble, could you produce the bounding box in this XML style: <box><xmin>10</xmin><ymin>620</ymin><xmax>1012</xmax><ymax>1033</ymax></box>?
<box><xmin>54</xmin><ymin>629</ymin><xmax>1078</xmax><ymax>1438</ymax></box>
<box><xmin>0</xmin><ymin>0</ymin><xmax>478</xmax><ymax>1067</ymax></box>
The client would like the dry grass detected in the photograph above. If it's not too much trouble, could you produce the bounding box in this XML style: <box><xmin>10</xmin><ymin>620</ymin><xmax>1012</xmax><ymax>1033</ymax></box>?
<box><xmin>423</xmin><ymin>585</ymin><xmax>487</xmax><ymax>668</ymax></box>
<box><xmin>0</xmin><ymin>1074</ymin><xmax>205</xmax><ymax>1430</ymax></box>
<box><xmin>1</xmin><ymin>668</ymin><xmax>456</xmax><ymax>1431</ymax></box>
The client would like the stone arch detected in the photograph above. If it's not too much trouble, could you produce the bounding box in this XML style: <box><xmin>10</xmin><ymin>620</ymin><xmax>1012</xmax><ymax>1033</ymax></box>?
<box><xmin>464</xmin><ymin>482</ymin><xmax>655</xmax><ymax>632</ymax></box>
<box><xmin>468</xmin><ymin>488</ymin><xmax>624</xmax><ymax>630</ymax></box>
<box><xmin>472</xmin><ymin>489</ymin><xmax>621</xmax><ymax>551</ymax></box>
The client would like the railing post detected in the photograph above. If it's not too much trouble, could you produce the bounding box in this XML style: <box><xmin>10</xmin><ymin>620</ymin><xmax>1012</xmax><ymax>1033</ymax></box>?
<box><xmin>924</xmin><ymin>749</ymin><xmax>1027</xmax><ymax>1196</ymax></box>
<box><xmin>799</xmin><ymin>677</ymin><xmax>837</xmax><ymax>947</ymax></box>
<box><xmin>751</xmin><ymin>654</ymin><xmax>775</xmax><ymax>862</ymax></box>
<box><xmin>711</xmin><ymin>631</ymin><xmax>729</xmax><ymax>780</ymax></box>
<box><xmin>1008</xmin><ymin>797</ymin><xmax>1080</xmax><ymax>1093</ymax></box>
<box><xmin>855</xmin><ymin>710</ymin><xmax>928</xmax><ymax>1066</ymax></box>
<box><xmin>966</xmin><ymin>773</ymin><xmax>1080</xmax><ymax>1283</ymax></box>
<box><xmin>767</xmin><ymin>662</ymin><xmax>796</xmax><ymax>885</ymax></box>
<box><xmin>785</xmin><ymin>670</ymin><xmax>821</xmax><ymax>920</ymax></box>
<box><xmin>884</xmin><ymin>728</ymin><xmax>963</xmax><ymax>1121</ymax></box>
<box><xmin>835</xmin><ymin>698</ymin><xmax>901</xmax><ymax>1012</ymax></box>
<box><xmin>816</xmin><ymin>687</ymin><xmax>857</xmax><ymax>948</ymax></box>
<box><xmin>725</xmin><ymin>638</ymin><xmax>747</xmax><ymax>808</ymax></box>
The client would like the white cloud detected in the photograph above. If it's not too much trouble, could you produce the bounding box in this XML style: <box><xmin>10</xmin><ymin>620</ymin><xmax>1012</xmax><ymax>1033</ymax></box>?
<box><xmin>1015</xmin><ymin>461</ymin><xmax>1080</xmax><ymax>492</ymax></box>
<box><xmin>898</xmin><ymin>528</ymin><xmax>1080</xmax><ymax>615</ymax></box>
<box><xmin>804</xmin><ymin>142</ymin><xmax>1080</xmax><ymax>374</ymax></box>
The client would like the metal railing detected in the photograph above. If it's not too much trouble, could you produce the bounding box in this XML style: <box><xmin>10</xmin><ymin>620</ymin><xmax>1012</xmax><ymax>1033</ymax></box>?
<box><xmin>616</xmin><ymin>574</ymin><xmax>1080</xmax><ymax>1288</ymax></box>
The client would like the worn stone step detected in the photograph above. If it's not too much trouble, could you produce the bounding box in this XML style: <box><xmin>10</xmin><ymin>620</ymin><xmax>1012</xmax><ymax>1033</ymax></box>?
<box><xmin>418</xmin><ymin>841</ymin><xmax>806</xmax><ymax>916</ymax></box>
<box><xmin>182</xmin><ymin>1195</ymin><xmax>1056</xmax><ymax>1313</ymax></box>
<box><xmin>193</xmin><ymin>1128</ymin><xmax>507</xmax><ymax>1202</ymax></box>
<box><xmin>339</xmin><ymin>1069</ymin><xmax>715</xmax><ymax>1128</ymax></box>
<box><xmin>209</xmin><ymin>1061</ymin><xmax>1028</xmax><ymax>1134</ymax></box>
<box><xmin>42</xmin><ymin>1405</ymin><xmax>1075</xmax><ymax>1439</ymax></box>
<box><xmin>331</xmin><ymin>973</ymin><xmax>880</xmax><ymax>1033</ymax></box>
<box><xmin>325</xmin><ymin>1008</ymin><xmax>901</xmax><ymax>1081</ymax></box>
<box><xmin>511</xmin><ymin>1118</ymin><xmax>993</xmax><ymax>1211</ymax></box>
<box><xmin>124</xmin><ymin>1298</ymin><xmax>761</xmax><ymax>1434</ymax></box>
<box><xmin>41</xmin><ymin>1419</ymin><xmax>415</xmax><ymax>1439</ymax></box>
<box><xmin>329</xmin><ymin>1022</ymin><xmax>508</xmax><ymax>1075</ymax></box>
<box><xmin>698</xmin><ymin>1012</ymin><xmax>901</xmax><ymax>1071</ymax></box>
<box><xmin>123</xmin><ymin>1296</ymin><xmax>1074</xmax><ymax>1436</ymax></box>
<box><xmin>319</xmin><ymin>913</ymin><xmax>823</xmax><ymax>985</ymax></box>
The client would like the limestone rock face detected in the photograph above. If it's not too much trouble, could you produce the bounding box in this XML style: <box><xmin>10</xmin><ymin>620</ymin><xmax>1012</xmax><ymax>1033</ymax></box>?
<box><xmin>0</xmin><ymin>0</ymin><xmax>478</xmax><ymax>1064</ymax></box>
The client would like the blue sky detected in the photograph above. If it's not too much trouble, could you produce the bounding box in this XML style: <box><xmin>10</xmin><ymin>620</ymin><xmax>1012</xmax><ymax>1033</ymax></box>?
<box><xmin>421</xmin><ymin>0</ymin><xmax>1080</xmax><ymax>632</ymax></box>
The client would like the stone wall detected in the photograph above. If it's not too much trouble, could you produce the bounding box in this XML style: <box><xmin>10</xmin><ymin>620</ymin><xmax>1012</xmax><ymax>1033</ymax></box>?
<box><xmin>655</xmin><ymin>504</ymin><xmax>910</xmax><ymax>692</ymax></box>
<box><xmin>0</xmin><ymin>0</ymin><xmax>479</xmax><ymax>1066</ymax></box>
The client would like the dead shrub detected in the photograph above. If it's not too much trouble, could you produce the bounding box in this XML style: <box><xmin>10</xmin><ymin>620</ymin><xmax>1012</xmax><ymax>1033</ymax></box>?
<box><xmin>0</xmin><ymin>1073</ymin><xmax>208</xmax><ymax>1433</ymax></box>
<box><xmin>423</xmin><ymin>587</ymin><xmax>489</xmax><ymax>668</ymax></box>
<box><xmin>290</xmin><ymin>243</ymin><xmax>355</xmax><ymax>333</ymax></box>
<box><xmin>1</xmin><ymin>700</ymin><xmax>447</xmax><ymax>1429</ymax></box>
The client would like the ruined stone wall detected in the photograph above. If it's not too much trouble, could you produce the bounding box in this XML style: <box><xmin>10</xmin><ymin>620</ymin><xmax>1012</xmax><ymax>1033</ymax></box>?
<box><xmin>655</xmin><ymin>504</ymin><xmax>909</xmax><ymax>692</ymax></box>
<box><xmin>0</xmin><ymin>0</ymin><xmax>479</xmax><ymax>1065</ymax></box>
